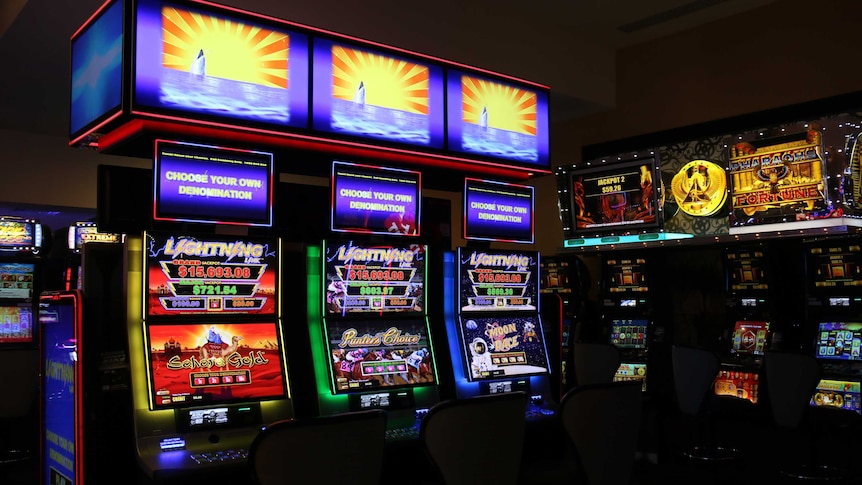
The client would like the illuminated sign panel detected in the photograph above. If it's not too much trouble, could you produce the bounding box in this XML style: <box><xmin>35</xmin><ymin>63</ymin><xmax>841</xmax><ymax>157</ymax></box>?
<box><xmin>464</xmin><ymin>178</ymin><xmax>534</xmax><ymax>244</ymax></box>
<box><xmin>729</xmin><ymin>129</ymin><xmax>827</xmax><ymax>224</ymax></box>
<box><xmin>312</xmin><ymin>39</ymin><xmax>445</xmax><ymax>150</ymax></box>
<box><xmin>446</xmin><ymin>70</ymin><xmax>549</xmax><ymax>167</ymax></box>
<box><xmin>134</xmin><ymin>0</ymin><xmax>310</xmax><ymax>130</ymax></box>
<box><xmin>154</xmin><ymin>140</ymin><xmax>273</xmax><ymax>227</ymax></box>
<box><xmin>330</xmin><ymin>162</ymin><xmax>421</xmax><ymax>237</ymax></box>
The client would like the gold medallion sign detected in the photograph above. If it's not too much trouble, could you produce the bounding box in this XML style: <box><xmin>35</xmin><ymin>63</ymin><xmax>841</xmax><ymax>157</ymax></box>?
<box><xmin>670</xmin><ymin>160</ymin><xmax>727</xmax><ymax>217</ymax></box>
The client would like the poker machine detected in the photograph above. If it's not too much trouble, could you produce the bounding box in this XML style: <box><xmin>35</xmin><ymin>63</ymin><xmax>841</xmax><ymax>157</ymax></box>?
<box><xmin>0</xmin><ymin>216</ymin><xmax>43</xmax><ymax>348</ymax></box>
<box><xmin>601</xmin><ymin>253</ymin><xmax>651</xmax><ymax>394</ymax></box>
<box><xmin>713</xmin><ymin>246</ymin><xmax>774</xmax><ymax>405</ymax></box>
<box><xmin>305</xmin><ymin>161</ymin><xmax>442</xmax><ymax>441</ymax></box>
<box><xmin>539</xmin><ymin>255</ymin><xmax>575</xmax><ymax>400</ymax></box>
<box><xmin>804</xmin><ymin>237</ymin><xmax>862</xmax><ymax>416</ymax></box>
<box><xmin>442</xmin><ymin>178</ymin><xmax>556</xmax><ymax>420</ymax></box>
<box><xmin>122</xmin><ymin>140</ymin><xmax>295</xmax><ymax>482</ymax></box>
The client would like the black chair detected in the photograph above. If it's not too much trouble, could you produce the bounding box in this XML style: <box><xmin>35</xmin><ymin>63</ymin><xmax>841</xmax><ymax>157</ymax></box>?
<box><xmin>0</xmin><ymin>349</ymin><xmax>39</xmax><ymax>482</ymax></box>
<box><xmin>421</xmin><ymin>392</ymin><xmax>528</xmax><ymax>485</ymax></box>
<box><xmin>571</xmin><ymin>342</ymin><xmax>621</xmax><ymax>387</ymax></box>
<box><xmin>558</xmin><ymin>380</ymin><xmax>644</xmax><ymax>485</ymax></box>
<box><xmin>763</xmin><ymin>349</ymin><xmax>854</xmax><ymax>482</ymax></box>
<box><xmin>671</xmin><ymin>345</ymin><xmax>738</xmax><ymax>463</ymax></box>
<box><xmin>247</xmin><ymin>409</ymin><xmax>387</xmax><ymax>485</ymax></box>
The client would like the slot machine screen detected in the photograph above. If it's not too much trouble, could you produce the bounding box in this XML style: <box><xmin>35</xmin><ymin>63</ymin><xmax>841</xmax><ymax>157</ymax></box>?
<box><xmin>144</xmin><ymin>321</ymin><xmax>288</xmax><ymax>410</ymax></box>
<box><xmin>134</xmin><ymin>0</ymin><xmax>310</xmax><ymax>131</ymax></box>
<box><xmin>324</xmin><ymin>318</ymin><xmax>436</xmax><ymax>395</ymax></box>
<box><xmin>726</xmin><ymin>249</ymin><xmax>769</xmax><ymax>292</ymax></box>
<box><xmin>330</xmin><ymin>162</ymin><xmax>421</xmax><ymax>237</ymax></box>
<box><xmin>458</xmin><ymin>315</ymin><xmax>551</xmax><ymax>382</ymax></box>
<box><xmin>144</xmin><ymin>232</ymin><xmax>278</xmax><ymax>318</ymax></box>
<box><xmin>0</xmin><ymin>219</ymin><xmax>42</xmax><ymax>252</ymax></box>
<box><xmin>814</xmin><ymin>322</ymin><xmax>862</xmax><ymax>361</ymax></box>
<box><xmin>806</xmin><ymin>243</ymin><xmax>862</xmax><ymax>293</ymax></box>
<box><xmin>604</xmin><ymin>256</ymin><xmax>649</xmax><ymax>295</ymax></box>
<box><xmin>0</xmin><ymin>263</ymin><xmax>35</xmax><ymax>300</ymax></box>
<box><xmin>613</xmin><ymin>362</ymin><xmax>647</xmax><ymax>392</ymax></box>
<box><xmin>730</xmin><ymin>321</ymin><xmax>769</xmax><ymax>355</ymax></box>
<box><xmin>323</xmin><ymin>241</ymin><xmax>425</xmax><ymax>316</ymax></box>
<box><xmin>610</xmin><ymin>319</ymin><xmax>648</xmax><ymax>349</ymax></box>
<box><xmin>457</xmin><ymin>248</ymin><xmax>539</xmax><ymax>312</ymax></box>
<box><xmin>312</xmin><ymin>38</ymin><xmax>445</xmax><ymax>150</ymax></box>
<box><xmin>154</xmin><ymin>140</ymin><xmax>274</xmax><ymax>227</ymax></box>
<box><xmin>810</xmin><ymin>379</ymin><xmax>861</xmax><ymax>415</ymax></box>
<box><xmin>446</xmin><ymin>69</ymin><xmax>550</xmax><ymax>168</ymax></box>
<box><xmin>0</xmin><ymin>303</ymin><xmax>33</xmax><ymax>344</ymax></box>
<box><xmin>463</xmin><ymin>178</ymin><xmax>534</xmax><ymax>244</ymax></box>
<box><xmin>714</xmin><ymin>369</ymin><xmax>759</xmax><ymax>404</ymax></box>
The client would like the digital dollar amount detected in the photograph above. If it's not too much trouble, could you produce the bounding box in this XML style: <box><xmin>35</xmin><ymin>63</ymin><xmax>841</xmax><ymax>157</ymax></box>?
<box><xmin>166</xmin><ymin>263</ymin><xmax>264</xmax><ymax>280</ymax></box>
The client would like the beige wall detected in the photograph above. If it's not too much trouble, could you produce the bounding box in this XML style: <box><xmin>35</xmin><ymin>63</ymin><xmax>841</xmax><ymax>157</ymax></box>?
<box><xmin>534</xmin><ymin>0</ymin><xmax>862</xmax><ymax>255</ymax></box>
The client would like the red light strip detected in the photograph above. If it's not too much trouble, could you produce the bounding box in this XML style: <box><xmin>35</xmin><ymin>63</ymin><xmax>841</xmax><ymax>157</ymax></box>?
<box><xmin>99</xmin><ymin>115</ymin><xmax>548</xmax><ymax>179</ymax></box>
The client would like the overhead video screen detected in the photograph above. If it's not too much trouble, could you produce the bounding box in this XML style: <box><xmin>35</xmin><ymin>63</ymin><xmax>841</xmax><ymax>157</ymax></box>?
<box><xmin>330</xmin><ymin>161</ymin><xmax>421</xmax><ymax>236</ymax></box>
<box><xmin>566</xmin><ymin>159</ymin><xmax>659</xmax><ymax>236</ymax></box>
<box><xmin>134</xmin><ymin>0</ymin><xmax>310</xmax><ymax>130</ymax></box>
<box><xmin>154</xmin><ymin>140</ymin><xmax>273</xmax><ymax>226</ymax></box>
<box><xmin>70</xmin><ymin>0</ymin><xmax>124</xmax><ymax>140</ymax></box>
<box><xmin>464</xmin><ymin>178</ymin><xmax>534</xmax><ymax>244</ymax></box>
<box><xmin>446</xmin><ymin>70</ymin><xmax>549</xmax><ymax>167</ymax></box>
<box><xmin>312</xmin><ymin>39</ymin><xmax>445</xmax><ymax>149</ymax></box>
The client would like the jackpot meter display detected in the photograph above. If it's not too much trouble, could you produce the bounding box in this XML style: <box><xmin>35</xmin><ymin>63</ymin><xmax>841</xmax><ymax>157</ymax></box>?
<box><xmin>458</xmin><ymin>249</ymin><xmax>538</xmax><ymax>312</ymax></box>
<box><xmin>323</xmin><ymin>241</ymin><xmax>425</xmax><ymax>316</ymax></box>
<box><xmin>144</xmin><ymin>232</ymin><xmax>278</xmax><ymax>317</ymax></box>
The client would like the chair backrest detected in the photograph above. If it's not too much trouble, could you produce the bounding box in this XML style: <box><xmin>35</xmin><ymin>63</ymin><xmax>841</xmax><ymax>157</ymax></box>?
<box><xmin>0</xmin><ymin>349</ymin><xmax>38</xmax><ymax>418</ymax></box>
<box><xmin>248</xmin><ymin>409</ymin><xmax>387</xmax><ymax>485</ymax></box>
<box><xmin>571</xmin><ymin>342</ymin><xmax>621</xmax><ymax>386</ymax></box>
<box><xmin>764</xmin><ymin>350</ymin><xmax>821</xmax><ymax>428</ymax></box>
<box><xmin>421</xmin><ymin>392</ymin><xmax>528</xmax><ymax>485</ymax></box>
<box><xmin>672</xmin><ymin>345</ymin><xmax>720</xmax><ymax>416</ymax></box>
<box><xmin>559</xmin><ymin>380</ymin><xmax>643</xmax><ymax>485</ymax></box>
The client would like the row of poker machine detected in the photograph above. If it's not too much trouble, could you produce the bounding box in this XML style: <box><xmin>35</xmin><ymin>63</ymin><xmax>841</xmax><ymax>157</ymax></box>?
<box><xmin>37</xmin><ymin>139</ymin><xmax>559</xmax><ymax>484</ymax></box>
<box><xmin>550</xmin><ymin>239</ymin><xmax>862</xmax><ymax>419</ymax></box>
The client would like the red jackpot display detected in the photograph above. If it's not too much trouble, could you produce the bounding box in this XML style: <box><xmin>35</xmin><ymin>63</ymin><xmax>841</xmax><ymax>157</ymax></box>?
<box><xmin>145</xmin><ymin>232</ymin><xmax>278</xmax><ymax>317</ymax></box>
<box><xmin>144</xmin><ymin>321</ymin><xmax>288</xmax><ymax>410</ymax></box>
<box><xmin>323</xmin><ymin>241</ymin><xmax>424</xmax><ymax>316</ymax></box>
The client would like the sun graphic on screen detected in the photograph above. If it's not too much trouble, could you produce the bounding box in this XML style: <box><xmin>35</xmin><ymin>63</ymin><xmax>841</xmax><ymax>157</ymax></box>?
<box><xmin>331</xmin><ymin>45</ymin><xmax>429</xmax><ymax>115</ymax></box>
<box><xmin>161</xmin><ymin>6</ymin><xmax>289</xmax><ymax>89</ymax></box>
<box><xmin>461</xmin><ymin>75</ymin><xmax>537</xmax><ymax>136</ymax></box>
